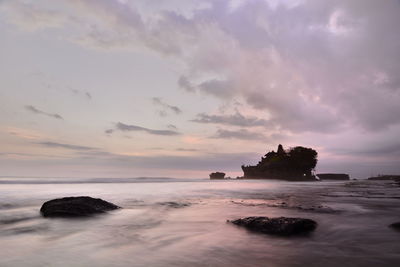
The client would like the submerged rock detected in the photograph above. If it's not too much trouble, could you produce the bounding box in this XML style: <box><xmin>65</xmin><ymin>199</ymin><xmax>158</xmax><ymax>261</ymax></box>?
<box><xmin>230</xmin><ymin>216</ymin><xmax>317</xmax><ymax>236</ymax></box>
<box><xmin>40</xmin><ymin>196</ymin><xmax>120</xmax><ymax>218</ymax></box>
<box><xmin>389</xmin><ymin>222</ymin><xmax>400</xmax><ymax>231</ymax></box>
<box><xmin>157</xmin><ymin>201</ymin><xmax>191</xmax><ymax>208</ymax></box>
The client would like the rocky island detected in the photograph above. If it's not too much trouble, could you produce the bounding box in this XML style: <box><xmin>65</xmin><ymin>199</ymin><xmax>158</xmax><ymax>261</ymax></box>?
<box><xmin>241</xmin><ymin>144</ymin><xmax>318</xmax><ymax>181</ymax></box>
<box><xmin>209</xmin><ymin>172</ymin><xmax>226</xmax><ymax>179</ymax></box>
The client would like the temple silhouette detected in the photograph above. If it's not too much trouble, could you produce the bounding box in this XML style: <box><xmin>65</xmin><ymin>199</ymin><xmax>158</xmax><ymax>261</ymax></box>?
<box><xmin>241</xmin><ymin>144</ymin><xmax>318</xmax><ymax>181</ymax></box>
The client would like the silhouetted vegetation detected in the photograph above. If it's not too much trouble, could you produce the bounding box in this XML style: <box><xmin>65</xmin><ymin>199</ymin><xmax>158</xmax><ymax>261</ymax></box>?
<box><xmin>241</xmin><ymin>144</ymin><xmax>318</xmax><ymax>181</ymax></box>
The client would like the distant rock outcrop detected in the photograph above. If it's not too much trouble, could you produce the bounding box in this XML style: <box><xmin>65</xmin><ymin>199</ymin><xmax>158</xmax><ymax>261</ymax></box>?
<box><xmin>241</xmin><ymin>144</ymin><xmax>318</xmax><ymax>181</ymax></box>
<box><xmin>209</xmin><ymin>172</ymin><xmax>226</xmax><ymax>179</ymax></box>
<box><xmin>367</xmin><ymin>175</ymin><xmax>400</xmax><ymax>181</ymax></box>
<box><xmin>230</xmin><ymin>216</ymin><xmax>317</xmax><ymax>236</ymax></box>
<box><xmin>40</xmin><ymin>196</ymin><xmax>120</xmax><ymax>217</ymax></box>
<box><xmin>317</xmin><ymin>173</ymin><xmax>350</xmax><ymax>180</ymax></box>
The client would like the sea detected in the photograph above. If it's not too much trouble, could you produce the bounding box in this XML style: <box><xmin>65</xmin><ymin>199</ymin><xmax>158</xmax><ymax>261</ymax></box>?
<box><xmin>0</xmin><ymin>177</ymin><xmax>399</xmax><ymax>267</ymax></box>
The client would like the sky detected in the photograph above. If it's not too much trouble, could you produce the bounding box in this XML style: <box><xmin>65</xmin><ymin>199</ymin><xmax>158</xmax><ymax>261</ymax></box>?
<box><xmin>1</xmin><ymin>0</ymin><xmax>400</xmax><ymax>179</ymax></box>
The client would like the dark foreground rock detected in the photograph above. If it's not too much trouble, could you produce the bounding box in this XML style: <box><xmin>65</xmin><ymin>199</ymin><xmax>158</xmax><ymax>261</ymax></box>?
<box><xmin>40</xmin><ymin>196</ymin><xmax>120</xmax><ymax>218</ymax></box>
<box><xmin>389</xmin><ymin>222</ymin><xmax>400</xmax><ymax>231</ymax></box>
<box><xmin>230</xmin><ymin>216</ymin><xmax>317</xmax><ymax>236</ymax></box>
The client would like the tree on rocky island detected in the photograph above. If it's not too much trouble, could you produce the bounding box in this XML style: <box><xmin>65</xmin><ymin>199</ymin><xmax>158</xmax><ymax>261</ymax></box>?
<box><xmin>241</xmin><ymin>144</ymin><xmax>318</xmax><ymax>181</ymax></box>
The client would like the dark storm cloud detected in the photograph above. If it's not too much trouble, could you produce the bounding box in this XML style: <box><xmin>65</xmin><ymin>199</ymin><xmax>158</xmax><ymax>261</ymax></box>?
<box><xmin>113</xmin><ymin>122</ymin><xmax>180</xmax><ymax>136</ymax></box>
<box><xmin>25</xmin><ymin>105</ymin><xmax>63</xmax><ymax>120</ymax></box>
<box><xmin>192</xmin><ymin>111</ymin><xmax>268</xmax><ymax>127</ymax></box>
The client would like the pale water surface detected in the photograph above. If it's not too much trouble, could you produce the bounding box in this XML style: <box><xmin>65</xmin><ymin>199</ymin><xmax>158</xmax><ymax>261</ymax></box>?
<box><xmin>0</xmin><ymin>178</ymin><xmax>400</xmax><ymax>267</ymax></box>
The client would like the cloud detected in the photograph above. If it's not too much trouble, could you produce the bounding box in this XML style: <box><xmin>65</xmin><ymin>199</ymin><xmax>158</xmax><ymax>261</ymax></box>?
<box><xmin>212</xmin><ymin>129</ymin><xmax>266</xmax><ymax>140</ymax></box>
<box><xmin>75</xmin><ymin>0</ymin><xmax>400</xmax><ymax>132</ymax></box>
<box><xmin>74</xmin><ymin>149</ymin><xmax>259</xmax><ymax>172</ymax></box>
<box><xmin>178</xmin><ymin>76</ymin><xmax>234</xmax><ymax>99</ymax></box>
<box><xmin>105</xmin><ymin>129</ymin><xmax>114</xmax><ymax>135</ymax></box>
<box><xmin>35</xmin><ymin>141</ymin><xmax>96</xmax><ymax>151</ymax></box>
<box><xmin>167</xmin><ymin>124</ymin><xmax>178</xmax><ymax>130</ymax></box>
<box><xmin>149</xmin><ymin>147</ymin><xmax>199</xmax><ymax>152</ymax></box>
<box><xmin>3</xmin><ymin>0</ymin><xmax>400</xmax><ymax>177</ymax></box>
<box><xmin>178</xmin><ymin>76</ymin><xmax>195</xmax><ymax>92</ymax></box>
<box><xmin>176</xmin><ymin>148</ymin><xmax>199</xmax><ymax>152</ymax></box>
<box><xmin>335</xmin><ymin>145</ymin><xmax>400</xmax><ymax>157</ymax></box>
<box><xmin>6</xmin><ymin>127</ymin><xmax>46</xmax><ymax>140</ymax></box>
<box><xmin>112</xmin><ymin>122</ymin><xmax>180</xmax><ymax>136</ymax></box>
<box><xmin>192</xmin><ymin>111</ymin><xmax>268</xmax><ymax>127</ymax></box>
<box><xmin>197</xmin><ymin>79</ymin><xmax>234</xmax><ymax>98</ymax></box>
<box><xmin>71</xmin><ymin>89</ymin><xmax>92</xmax><ymax>100</ymax></box>
<box><xmin>152</xmin><ymin>97</ymin><xmax>182</xmax><ymax>115</ymax></box>
<box><xmin>0</xmin><ymin>1</ymin><xmax>68</xmax><ymax>31</ymax></box>
<box><xmin>25</xmin><ymin>105</ymin><xmax>63</xmax><ymax>120</ymax></box>
<box><xmin>0</xmin><ymin>152</ymin><xmax>72</xmax><ymax>159</ymax></box>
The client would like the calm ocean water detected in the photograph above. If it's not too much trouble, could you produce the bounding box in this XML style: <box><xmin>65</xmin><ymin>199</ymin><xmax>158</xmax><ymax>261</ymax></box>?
<box><xmin>0</xmin><ymin>178</ymin><xmax>400</xmax><ymax>267</ymax></box>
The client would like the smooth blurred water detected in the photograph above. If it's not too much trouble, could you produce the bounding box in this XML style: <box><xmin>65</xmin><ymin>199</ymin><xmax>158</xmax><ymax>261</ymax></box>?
<box><xmin>1</xmin><ymin>178</ymin><xmax>400</xmax><ymax>267</ymax></box>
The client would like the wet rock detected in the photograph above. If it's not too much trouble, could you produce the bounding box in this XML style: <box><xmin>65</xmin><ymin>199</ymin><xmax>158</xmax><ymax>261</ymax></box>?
<box><xmin>40</xmin><ymin>196</ymin><xmax>120</xmax><ymax>218</ymax></box>
<box><xmin>230</xmin><ymin>216</ymin><xmax>317</xmax><ymax>236</ymax></box>
<box><xmin>389</xmin><ymin>222</ymin><xmax>400</xmax><ymax>231</ymax></box>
